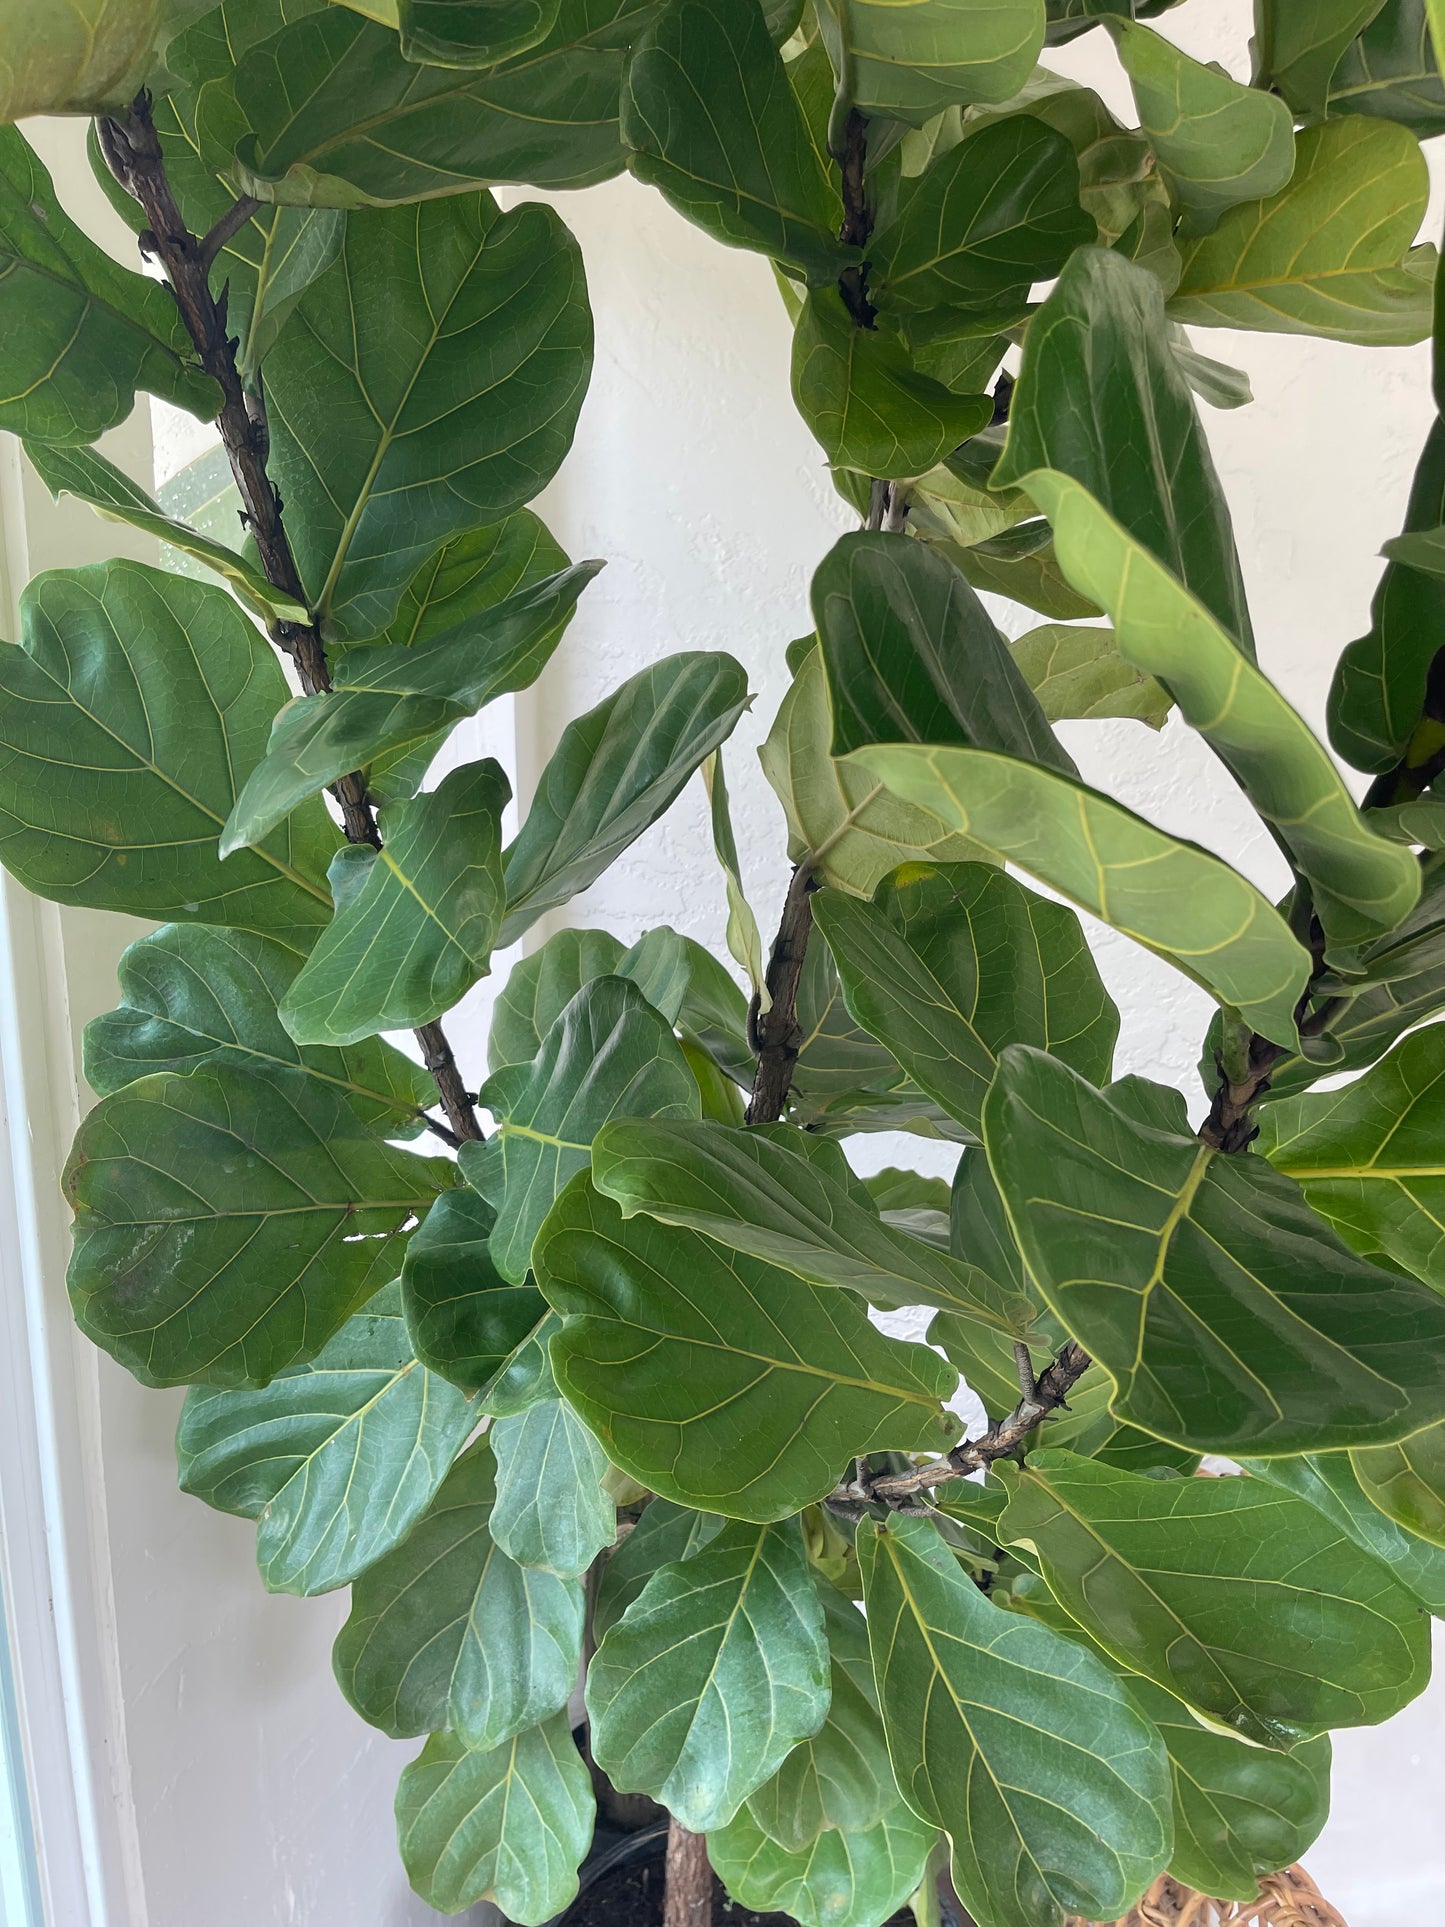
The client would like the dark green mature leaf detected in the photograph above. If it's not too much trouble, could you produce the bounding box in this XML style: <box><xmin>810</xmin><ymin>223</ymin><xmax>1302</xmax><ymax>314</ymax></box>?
<box><xmin>465</xmin><ymin>975</ymin><xmax>700</xmax><ymax>1283</ymax></box>
<box><xmin>176</xmin><ymin>1282</ymin><xmax>474</xmax><ymax>1594</ymax></box>
<box><xmin>485</xmin><ymin>1311</ymin><xmax>564</xmax><ymax>1417</ymax></box>
<box><xmin>812</xmin><ymin>533</ymin><xmax>1072</xmax><ymax>774</ymax></box>
<box><xmin>66</xmin><ymin>1066</ymin><xmax>450</xmax><ymax>1388</ymax></box>
<box><xmin>984</xmin><ymin>1046</ymin><xmax>1445</xmax><ymax>1454</ymax></box>
<box><xmin>380</xmin><ymin>512</ymin><xmax>571</xmax><ymax>652</ymax></box>
<box><xmin>998</xmin><ymin>1451</ymin><xmax>1429</xmax><ymax>1743</ymax></box>
<box><xmin>400</xmin><ymin>1186</ymin><xmax>546</xmax><ymax>1393</ymax></box>
<box><xmin>792</xmin><ymin>288</ymin><xmax>991</xmax><ymax>480</ymax></box>
<box><xmin>995</xmin><ymin>246</ymin><xmax>1252</xmax><ymax>646</ymax></box>
<box><xmin>622</xmin><ymin>0</ymin><xmax>847</xmax><ymax>279</ymax></box>
<box><xmin>281</xmin><ymin>760</ymin><xmax>509</xmax><ymax>1045</ymax></box>
<box><xmin>813</xmin><ymin>862</ymin><xmax>1117</xmax><ymax>1137</ymax></box>
<box><xmin>1258</xmin><ymin>1025</ymin><xmax>1445</xmax><ymax>1287</ymax></box>
<box><xmin>489</xmin><ymin>926</ymin><xmax>689</xmax><ymax>1071</ymax></box>
<box><xmin>489</xmin><ymin>1394</ymin><xmax>615</xmax><ymax>1577</ymax></box>
<box><xmin>1249</xmin><ymin>1452</ymin><xmax>1445</xmax><ymax>1617</ymax></box>
<box><xmin>1111</xmin><ymin>22</ymin><xmax>1294</xmax><ymax>234</ymax></box>
<box><xmin>537</xmin><ymin>1177</ymin><xmax>958</xmax><ymax>1519</ymax></box>
<box><xmin>231</xmin><ymin>0</ymin><xmax>646</xmax><ymax>204</ymax></box>
<box><xmin>593</xmin><ymin>1498</ymin><xmax>723</xmax><ymax>1641</ymax></box>
<box><xmin>815</xmin><ymin>0</ymin><xmax>1045</xmax><ymax>123</ymax></box>
<box><xmin>499</xmin><ymin>651</ymin><xmax>750</xmax><ymax>945</ymax></box>
<box><xmin>0</xmin><ymin>561</ymin><xmax>334</xmax><ymax>940</ymax></box>
<box><xmin>870</xmin><ymin>115</ymin><xmax>1092</xmax><ymax>319</ymax></box>
<box><xmin>82</xmin><ymin>924</ymin><xmax>434</xmax><ymax>1136</ymax></box>
<box><xmin>745</xmin><ymin>1583</ymin><xmax>896</xmax><ymax>1851</ymax></box>
<box><xmin>859</xmin><ymin>1513</ymin><xmax>1171</xmax><ymax>1927</ymax></box>
<box><xmin>590</xmin><ymin>1117</ymin><xmax>1032</xmax><ymax>1331</ymax></box>
<box><xmin>1169</xmin><ymin>118</ymin><xmax>1433</xmax><ymax>346</ymax></box>
<box><xmin>1022</xmin><ymin>473</ymin><xmax>1421</xmax><ymax>952</ymax></box>
<box><xmin>399</xmin><ymin>0</ymin><xmax>560</xmax><ymax>63</ymax></box>
<box><xmin>335</xmin><ymin>1436</ymin><xmax>581</xmax><ymax>1749</ymax></box>
<box><xmin>587</xmin><ymin>1519</ymin><xmax>829</xmax><ymax>1830</ymax></box>
<box><xmin>709</xmin><ymin>1800</ymin><xmax>936</xmax><ymax>1927</ymax></box>
<box><xmin>1328</xmin><ymin>0</ymin><xmax>1445</xmax><ymax>137</ymax></box>
<box><xmin>396</xmin><ymin>1715</ymin><xmax>595</xmax><ymax>1923</ymax></box>
<box><xmin>223</xmin><ymin>566</ymin><xmax>598</xmax><ymax>854</ymax></box>
<box><xmin>1009</xmin><ymin>622</ymin><xmax>1171</xmax><ymax>728</ymax></box>
<box><xmin>1253</xmin><ymin>0</ymin><xmax>1389</xmax><ymax>116</ymax></box>
<box><xmin>0</xmin><ymin>128</ymin><xmax>215</xmax><ymax>444</ymax></box>
<box><xmin>264</xmin><ymin>193</ymin><xmax>591</xmax><ymax>642</ymax></box>
<box><xmin>852</xmin><ymin>746</ymin><xmax>1309</xmax><ymax>1044</ymax></box>
<box><xmin>1351</xmin><ymin>1422</ymin><xmax>1445</xmax><ymax>1546</ymax></box>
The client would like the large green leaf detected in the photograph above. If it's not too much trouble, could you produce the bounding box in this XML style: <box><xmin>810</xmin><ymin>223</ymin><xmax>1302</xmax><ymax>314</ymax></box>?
<box><xmin>499</xmin><ymin>651</ymin><xmax>750</xmax><ymax>945</ymax></box>
<box><xmin>263</xmin><ymin>192</ymin><xmax>590</xmax><ymax>642</ymax></box>
<box><xmin>223</xmin><ymin>566</ymin><xmax>598</xmax><ymax>854</ymax></box>
<box><xmin>464</xmin><ymin>975</ymin><xmax>700</xmax><ymax>1283</ymax></box>
<box><xmin>1008</xmin><ymin>622</ymin><xmax>1171</xmax><ymax>728</ymax></box>
<box><xmin>488</xmin><ymin>925</ymin><xmax>689</xmax><ymax>1071</ymax></box>
<box><xmin>335</xmin><ymin>1435</ymin><xmax>581</xmax><ymax>1747</ymax></box>
<box><xmin>1020</xmin><ymin>472</ymin><xmax>1421</xmax><ymax>952</ymax></box>
<box><xmin>230</xmin><ymin>0</ymin><xmax>645</xmax><ymax>204</ymax></box>
<box><xmin>1253</xmin><ymin>0</ymin><xmax>1390</xmax><ymax>115</ymax></box>
<box><xmin>399</xmin><ymin>0</ymin><xmax>560</xmax><ymax>62</ymax></box>
<box><xmin>587</xmin><ymin>1518</ymin><xmax>828</xmax><ymax>1830</ymax></box>
<box><xmin>999</xmin><ymin>1452</ymin><xmax>1429</xmax><ymax>1743</ymax></box>
<box><xmin>813</xmin><ymin>861</ymin><xmax>1117</xmax><ymax>1136</ymax></box>
<box><xmin>0</xmin><ymin>0</ymin><xmax>212</xmax><ymax>118</ymax></box>
<box><xmin>858</xmin><ymin>1513</ymin><xmax>1171</xmax><ymax>1927</ymax></box>
<box><xmin>1169</xmin><ymin>118</ymin><xmax>1433</xmax><ymax>345</ymax></box>
<box><xmin>0</xmin><ymin>128</ymin><xmax>214</xmax><ymax>444</ymax></box>
<box><xmin>870</xmin><ymin>114</ymin><xmax>1092</xmax><ymax>319</ymax></box>
<box><xmin>1351</xmin><ymin>1422</ymin><xmax>1445</xmax><ymax>1546</ymax></box>
<box><xmin>793</xmin><ymin>289</ymin><xmax>992</xmax><ymax>480</ymax></box>
<box><xmin>400</xmin><ymin>1185</ymin><xmax>546</xmax><ymax>1393</ymax></box>
<box><xmin>814</xmin><ymin>0</ymin><xmax>1045</xmax><ymax>123</ymax></box>
<box><xmin>1250</xmin><ymin>1451</ymin><xmax>1445</xmax><ymax>1617</ymax></box>
<box><xmin>65</xmin><ymin>1066</ymin><xmax>450</xmax><ymax>1387</ymax></box>
<box><xmin>281</xmin><ymin>759</ymin><xmax>508</xmax><ymax>1045</ymax></box>
<box><xmin>0</xmin><ymin>561</ymin><xmax>334</xmax><ymax>939</ymax></box>
<box><xmin>379</xmin><ymin>512</ymin><xmax>570</xmax><ymax>651</ymax></box>
<box><xmin>1328</xmin><ymin>0</ymin><xmax>1445</xmax><ymax>138</ymax></box>
<box><xmin>395</xmin><ymin>1715</ymin><xmax>594</xmax><ymax>1923</ymax></box>
<box><xmin>811</xmin><ymin>532</ymin><xmax>1071</xmax><ymax>773</ymax></box>
<box><xmin>488</xmin><ymin>1393</ymin><xmax>615</xmax><ymax>1577</ymax></box>
<box><xmin>708</xmin><ymin>1800</ymin><xmax>935</xmax><ymax>1927</ymax></box>
<box><xmin>176</xmin><ymin>1281</ymin><xmax>473</xmax><ymax>1593</ymax></box>
<box><xmin>537</xmin><ymin>1176</ymin><xmax>958</xmax><ymax>1518</ymax></box>
<box><xmin>593</xmin><ymin>1499</ymin><xmax>722</xmax><ymax>1642</ymax></box>
<box><xmin>852</xmin><ymin>746</ymin><xmax>1309</xmax><ymax>1044</ymax></box>
<box><xmin>1258</xmin><ymin>1025</ymin><xmax>1445</xmax><ymax>1287</ymax></box>
<box><xmin>995</xmin><ymin>246</ymin><xmax>1252</xmax><ymax>646</ymax></box>
<box><xmin>621</xmin><ymin>0</ymin><xmax>846</xmax><ymax>280</ymax></box>
<box><xmin>1111</xmin><ymin>21</ymin><xmax>1294</xmax><ymax>234</ymax></box>
<box><xmin>984</xmin><ymin>1045</ymin><xmax>1445</xmax><ymax>1454</ymax></box>
<box><xmin>82</xmin><ymin>923</ymin><xmax>435</xmax><ymax>1136</ymax></box>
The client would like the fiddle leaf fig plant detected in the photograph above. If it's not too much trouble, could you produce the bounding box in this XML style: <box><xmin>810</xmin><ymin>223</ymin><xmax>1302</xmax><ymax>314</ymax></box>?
<box><xmin>6</xmin><ymin>1</ymin><xmax>1445</xmax><ymax>1924</ymax></box>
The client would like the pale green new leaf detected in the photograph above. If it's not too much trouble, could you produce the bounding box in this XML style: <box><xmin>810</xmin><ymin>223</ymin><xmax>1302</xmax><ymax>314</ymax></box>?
<box><xmin>537</xmin><ymin>1176</ymin><xmax>958</xmax><ymax>1519</ymax></box>
<box><xmin>176</xmin><ymin>1281</ymin><xmax>474</xmax><ymax>1594</ymax></box>
<box><xmin>815</xmin><ymin>0</ymin><xmax>1045</xmax><ymax>124</ymax></box>
<box><xmin>0</xmin><ymin>0</ymin><xmax>211</xmax><ymax>118</ymax></box>
<box><xmin>1009</xmin><ymin>623</ymin><xmax>1171</xmax><ymax>728</ymax></box>
<box><xmin>489</xmin><ymin>1395</ymin><xmax>615</xmax><ymax>1577</ymax></box>
<box><xmin>586</xmin><ymin>1519</ymin><xmax>829</xmax><ymax>1830</ymax></box>
<box><xmin>703</xmin><ymin>750</ymin><xmax>767</xmax><ymax>1002</ymax></box>
<box><xmin>489</xmin><ymin>926</ymin><xmax>690</xmax><ymax>1072</ymax></box>
<box><xmin>709</xmin><ymin>1800</ymin><xmax>936</xmax><ymax>1927</ymax></box>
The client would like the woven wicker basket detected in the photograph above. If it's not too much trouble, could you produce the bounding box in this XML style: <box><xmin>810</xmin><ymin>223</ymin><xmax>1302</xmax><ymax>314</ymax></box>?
<box><xmin>1069</xmin><ymin>1866</ymin><xmax>1346</xmax><ymax>1927</ymax></box>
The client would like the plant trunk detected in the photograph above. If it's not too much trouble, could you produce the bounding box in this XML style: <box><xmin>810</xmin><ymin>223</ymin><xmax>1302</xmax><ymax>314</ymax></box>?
<box><xmin>663</xmin><ymin>1818</ymin><xmax>715</xmax><ymax>1927</ymax></box>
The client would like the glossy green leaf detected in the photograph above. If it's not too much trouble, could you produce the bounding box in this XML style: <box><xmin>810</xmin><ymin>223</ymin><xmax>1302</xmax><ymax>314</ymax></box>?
<box><xmin>400</xmin><ymin>1186</ymin><xmax>545</xmax><ymax>1393</ymax></box>
<box><xmin>23</xmin><ymin>442</ymin><xmax>307</xmax><ymax>626</ymax></box>
<box><xmin>1328</xmin><ymin>0</ymin><xmax>1445</xmax><ymax>138</ymax></box>
<box><xmin>815</xmin><ymin>0</ymin><xmax>1045</xmax><ymax>124</ymax></box>
<box><xmin>1009</xmin><ymin>622</ymin><xmax>1170</xmax><ymax>728</ymax></box>
<box><xmin>0</xmin><ymin>128</ymin><xmax>215</xmax><ymax>443</ymax></box>
<box><xmin>1249</xmin><ymin>1451</ymin><xmax>1445</xmax><ymax>1618</ymax></box>
<box><xmin>1352</xmin><ymin>1423</ymin><xmax>1445</xmax><ymax>1547</ymax></box>
<box><xmin>813</xmin><ymin>861</ymin><xmax>1117</xmax><ymax>1136</ymax></box>
<box><xmin>399</xmin><ymin>0</ymin><xmax>559</xmax><ymax>62</ymax></box>
<box><xmin>1253</xmin><ymin>0</ymin><xmax>1390</xmax><ymax>115</ymax></box>
<box><xmin>379</xmin><ymin>512</ymin><xmax>570</xmax><ymax>653</ymax></box>
<box><xmin>858</xmin><ymin>1513</ymin><xmax>1171</xmax><ymax>1927</ymax></box>
<box><xmin>709</xmin><ymin>1799</ymin><xmax>935</xmax><ymax>1927</ymax></box>
<box><xmin>587</xmin><ymin>1518</ymin><xmax>828</xmax><ymax>1830</ymax></box>
<box><xmin>335</xmin><ymin>1435</ymin><xmax>581</xmax><ymax>1749</ymax></box>
<box><xmin>621</xmin><ymin>0</ymin><xmax>847</xmax><ymax>279</ymax></box>
<box><xmin>537</xmin><ymin>1175</ymin><xmax>958</xmax><ymax>1519</ymax></box>
<box><xmin>484</xmin><ymin>1311</ymin><xmax>564</xmax><ymax>1418</ymax></box>
<box><xmin>488</xmin><ymin>1394</ymin><xmax>615</xmax><ymax>1577</ymax></box>
<box><xmin>65</xmin><ymin>1065</ymin><xmax>450</xmax><ymax>1388</ymax></box>
<box><xmin>998</xmin><ymin>1451</ymin><xmax>1429</xmax><ymax>1744</ymax></box>
<box><xmin>1169</xmin><ymin>118</ymin><xmax>1433</xmax><ymax>346</ymax></box>
<box><xmin>870</xmin><ymin>115</ymin><xmax>1092</xmax><ymax>319</ymax></box>
<box><xmin>984</xmin><ymin>1045</ymin><xmax>1445</xmax><ymax>1453</ymax></box>
<box><xmin>852</xmin><ymin>746</ymin><xmax>1309</xmax><ymax>1044</ymax></box>
<box><xmin>465</xmin><ymin>975</ymin><xmax>699</xmax><ymax>1283</ymax></box>
<box><xmin>499</xmin><ymin>651</ymin><xmax>750</xmax><ymax>945</ymax></box>
<box><xmin>263</xmin><ymin>193</ymin><xmax>590</xmax><ymax>642</ymax></box>
<box><xmin>0</xmin><ymin>561</ymin><xmax>334</xmax><ymax>939</ymax></box>
<box><xmin>176</xmin><ymin>1281</ymin><xmax>473</xmax><ymax>1593</ymax></box>
<box><xmin>1112</xmin><ymin>21</ymin><xmax>1294</xmax><ymax>234</ymax></box>
<box><xmin>703</xmin><ymin>749</ymin><xmax>767</xmax><ymax>1002</ymax></box>
<box><xmin>396</xmin><ymin>1715</ymin><xmax>595</xmax><ymax>1924</ymax></box>
<box><xmin>82</xmin><ymin>923</ymin><xmax>434</xmax><ymax>1136</ymax></box>
<box><xmin>944</xmin><ymin>517</ymin><xmax>1103</xmax><ymax>622</ymax></box>
<box><xmin>488</xmin><ymin>926</ymin><xmax>689</xmax><ymax>1072</ymax></box>
<box><xmin>593</xmin><ymin>1498</ymin><xmax>723</xmax><ymax>1642</ymax></box>
<box><xmin>281</xmin><ymin>760</ymin><xmax>508</xmax><ymax>1045</ymax></box>
<box><xmin>995</xmin><ymin>246</ymin><xmax>1252</xmax><ymax>646</ymax></box>
<box><xmin>793</xmin><ymin>288</ymin><xmax>991</xmax><ymax>480</ymax></box>
<box><xmin>1022</xmin><ymin>471</ymin><xmax>1421</xmax><ymax>951</ymax></box>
